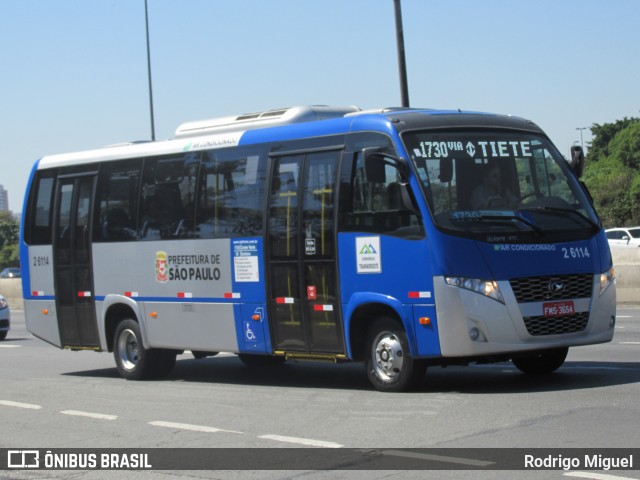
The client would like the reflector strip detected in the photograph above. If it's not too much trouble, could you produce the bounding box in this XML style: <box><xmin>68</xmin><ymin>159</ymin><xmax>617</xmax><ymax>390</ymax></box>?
<box><xmin>77</xmin><ymin>291</ymin><xmax>92</xmax><ymax>298</ymax></box>
<box><xmin>276</xmin><ymin>297</ymin><xmax>294</xmax><ymax>304</ymax></box>
<box><xmin>313</xmin><ymin>304</ymin><xmax>334</xmax><ymax>312</ymax></box>
<box><xmin>177</xmin><ymin>292</ymin><xmax>193</xmax><ymax>298</ymax></box>
<box><xmin>224</xmin><ymin>292</ymin><xmax>241</xmax><ymax>299</ymax></box>
<box><xmin>124</xmin><ymin>291</ymin><xmax>139</xmax><ymax>297</ymax></box>
<box><xmin>408</xmin><ymin>291</ymin><xmax>432</xmax><ymax>299</ymax></box>
<box><xmin>32</xmin><ymin>291</ymin><xmax>45</xmax><ymax>296</ymax></box>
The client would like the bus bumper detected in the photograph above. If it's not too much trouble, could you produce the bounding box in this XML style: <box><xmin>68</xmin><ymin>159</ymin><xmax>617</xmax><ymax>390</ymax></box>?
<box><xmin>432</xmin><ymin>275</ymin><xmax>616</xmax><ymax>358</ymax></box>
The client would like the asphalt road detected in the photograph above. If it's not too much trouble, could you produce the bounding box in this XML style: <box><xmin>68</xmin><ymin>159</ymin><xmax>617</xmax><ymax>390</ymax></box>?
<box><xmin>1</xmin><ymin>307</ymin><xmax>639</xmax><ymax>480</ymax></box>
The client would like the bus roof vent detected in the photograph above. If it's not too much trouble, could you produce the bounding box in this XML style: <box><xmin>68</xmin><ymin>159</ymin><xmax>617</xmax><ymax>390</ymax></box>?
<box><xmin>345</xmin><ymin>107</ymin><xmax>418</xmax><ymax>117</ymax></box>
<box><xmin>174</xmin><ymin>105</ymin><xmax>361</xmax><ymax>138</ymax></box>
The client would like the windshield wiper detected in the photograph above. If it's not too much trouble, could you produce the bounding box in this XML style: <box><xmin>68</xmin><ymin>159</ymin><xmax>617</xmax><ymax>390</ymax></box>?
<box><xmin>519</xmin><ymin>206</ymin><xmax>600</xmax><ymax>233</ymax></box>
<box><xmin>475</xmin><ymin>213</ymin><xmax>544</xmax><ymax>236</ymax></box>
<box><xmin>451</xmin><ymin>212</ymin><xmax>544</xmax><ymax>236</ymax></box>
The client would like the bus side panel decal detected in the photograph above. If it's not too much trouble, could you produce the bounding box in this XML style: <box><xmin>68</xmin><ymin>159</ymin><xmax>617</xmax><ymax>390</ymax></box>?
<box><xmin>231</xmin><ymin>238</ymin><xmax>271</xmax><ymax>353</ymax></box>
<box><xmin>93</xmin><ymin>240</ymin><xmax>233</xmax><ymax>299</ymax></box>
<box><xmin>26</xmin><ymin>245</ymin><xmax>55</xmax><ymax>300</ymax></box>
<box><xmin>231</xmin><ymin>238</ymin><xmax>264</xmax><ymax>301</ymax></box>
<box><xmin>236</xmin><ymin>304</ymin><xmax>270</xmax><ymax>354</ymax></box>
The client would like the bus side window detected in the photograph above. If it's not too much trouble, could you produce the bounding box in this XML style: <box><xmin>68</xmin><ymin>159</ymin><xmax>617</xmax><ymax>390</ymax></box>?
<box><xmin>341</xmin><ymin>151</ymin><xmax>423</xmax><ymax>238</ymax></box>
<box><xmin>25</xmin><ymin>173</ymin><xmax>55</xmax><ymax>245</ymax></box>
<box><xmin>95</xmin><ymin>161</ymin><xmax>140</xmax><ymax>242</ymax></box>
<box><xmin>196</xmin><ymin>150</ymin><xmax>265</xmax><ymax>238</ymax></box>
<box><xmin>139</xmin><ymin>153</ymin><xmax>199</xmax><ymax>240</ymax></box>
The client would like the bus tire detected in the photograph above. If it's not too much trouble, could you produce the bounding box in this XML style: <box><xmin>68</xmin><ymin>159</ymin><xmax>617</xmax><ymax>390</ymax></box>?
<box><xmin>113</xmin><ymin>319</ymin><xmax>176</xmax><ymax>380</ymax></box>
<box><xmin>512</xmin><ymin>347</ymin><xmax>568</xmax><ymax>374</ymax></box>
<box><xmin>0</xmin><ymin>331</ymin><xmax>7</xmax><ymax>341</ymax></box>
<box><xmin>365</xmin><ymin>317</ymin><xmax>427</xmax><ymax>392</ymax></box>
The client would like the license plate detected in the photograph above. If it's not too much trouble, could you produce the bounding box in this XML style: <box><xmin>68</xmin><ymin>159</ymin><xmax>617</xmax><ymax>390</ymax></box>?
<box><xmin>543</xmin><ymin>300</ymin><xmax>575</xmax><ymax>317</ymax></box>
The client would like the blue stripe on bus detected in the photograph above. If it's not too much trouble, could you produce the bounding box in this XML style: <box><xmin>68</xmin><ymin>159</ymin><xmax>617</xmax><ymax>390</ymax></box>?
<box><xmin>20</xmin><ymin>158</ymin><xmax>43</xmax><ymax>300</ymax></box>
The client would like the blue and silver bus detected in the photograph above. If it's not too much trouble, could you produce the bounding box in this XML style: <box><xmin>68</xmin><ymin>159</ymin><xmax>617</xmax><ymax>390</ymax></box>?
<box><xmin>20</xmin><ymin>105</ymin><xmax>616</xmax><ymax>391</ymax></box>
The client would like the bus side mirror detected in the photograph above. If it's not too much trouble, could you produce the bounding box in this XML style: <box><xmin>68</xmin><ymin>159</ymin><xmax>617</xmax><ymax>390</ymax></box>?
<box><xmin>439</xmin><ymin>158</ymin><xmax>453</xmax><ymax>183</ymax></box>
<box><xmin>569</xmin><ymin>146</ymin><xmax>585</xmax><ymax>178</ymax></box>
<box><xmin>363</xmin><ymin>149</ymin><xmax>387</xmax><ymax>183</ymax></box>
<box><xmin>362</xmin><ymin>148</ymin><xmax>409</xmax><ymax>182</ymax></box>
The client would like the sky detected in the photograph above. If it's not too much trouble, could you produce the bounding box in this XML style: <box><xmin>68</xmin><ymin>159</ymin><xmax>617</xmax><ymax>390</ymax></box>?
<box><xmin>1</xmin><ymin>0</ymin><xmax>639</xmax><ymax>214</ymax></box>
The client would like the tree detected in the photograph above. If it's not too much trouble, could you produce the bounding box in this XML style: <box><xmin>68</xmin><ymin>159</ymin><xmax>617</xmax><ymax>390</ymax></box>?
<box><xmin>588</xmin><ymin>117</ymin><xmax>639</xmax><ymax>162</ymax></box>
<box><xmin>0</xmin><ymin>212</ymin><xmax>20</xmax><ymax>269</ymax></box>
<box><xmin>583</xmin><ymin>117</ymin><xmax>640</xmax><ymax>227</ymax></box>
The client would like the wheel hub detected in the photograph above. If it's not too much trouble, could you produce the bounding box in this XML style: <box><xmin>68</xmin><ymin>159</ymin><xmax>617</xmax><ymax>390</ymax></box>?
<box><xmin>373</xmin><ymin>332</ymin><xmax>404</xmax><ymax>382</ymax></box>
<box><xmin>117</xmin><ymin>328</ymin><xmax>139</xmax><ymax>371</ymax></box>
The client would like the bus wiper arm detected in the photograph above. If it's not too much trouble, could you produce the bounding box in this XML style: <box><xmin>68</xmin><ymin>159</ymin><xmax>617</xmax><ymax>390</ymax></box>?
<box><xmin>520</xmin><ymin>207</ymin><xmax>599</xmax><ymax>232</ymax></box>
<box><xmin>474</xmin><ymin>213</ymin><xmax>544</xmax><ymax>236</ymax></box>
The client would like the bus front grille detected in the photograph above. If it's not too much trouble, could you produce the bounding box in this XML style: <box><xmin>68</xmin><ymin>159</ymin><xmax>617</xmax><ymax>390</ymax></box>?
<box><xmin>523</xmin><ymin>312</ymin><xmax>590</xmax><ymax>336</ymax></box>
<box><xmin>509</xmin><ymin>274</ymin><xmax>593</xmax><ymax>303</ymax></box>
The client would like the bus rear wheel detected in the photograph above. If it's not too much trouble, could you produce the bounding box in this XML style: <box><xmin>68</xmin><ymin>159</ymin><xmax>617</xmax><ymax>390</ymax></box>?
<box><xmin>512</xmin><ymin>347</ymin><xmax>568</xmax><ymax>374</ymax></box>
<box><xmin>113</xmin><ymin>319</ymin><xmax>176</xmax><ymax>380</ymax></box>
<box><xmin>365</xmin><ymin>317</ymin><xmax>427</xmax><ymax>392</ymax></box>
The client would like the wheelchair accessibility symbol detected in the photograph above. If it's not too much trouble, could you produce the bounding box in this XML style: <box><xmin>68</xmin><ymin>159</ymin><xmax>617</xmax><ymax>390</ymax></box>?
<box><xmin>244</xmin><ymin>322</ymin><xmax>256</xmax><ymax>342</ymax></box>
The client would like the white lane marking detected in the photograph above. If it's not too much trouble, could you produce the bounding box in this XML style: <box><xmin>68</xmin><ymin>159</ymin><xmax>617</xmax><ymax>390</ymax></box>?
<box><xmin>149</xmin><ymin>420</ymin><xmax>242</xmax><ymax>434</ymax></box>
<box><xmin>619</xmin><ymin>342</ymin><xmax>640</xmax><ymax>345</ymax></box>
<box><xmin>377</xmin><ymin>449</ymin><xmax>494</xmax><ymax>467</ymax></box>
<box><xmin>258</xmin><ymin>434</ymin><xmax>342</xmax><ymax>448</ymax></box>
<box><xmin>0</xmin><ymin>344</ymin><xmax>20</xmax><ymax>348</ymax></box>
<box><xmin>564</xmin><ymin>472</ymin><xmax>640</xmax><ymax>480</ymax></box>
<box><xmin>60</xmin><ymin>410</ymin><xmax>117</xmax><ymax>420</ymax></box>
<box><xmin>565</xmin><ymin>365</ymin><xmax>633</xmax><ymax>371</ymax></box>
<box><xmin>0</xmin><ymin>400</ymin><xmax>42</xmax><ymax>410</ymax></box>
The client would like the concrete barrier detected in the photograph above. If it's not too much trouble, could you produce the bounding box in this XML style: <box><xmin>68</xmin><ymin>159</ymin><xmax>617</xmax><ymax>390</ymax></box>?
<box><xmin>0</xmin><ymin>278</ymin><xmax>23</xmax><ymax>310</ymax></box>
<box><xmin>610</xmin><ymin>246</ymin><xmax>640</xmax><ymax>304</ymax></box>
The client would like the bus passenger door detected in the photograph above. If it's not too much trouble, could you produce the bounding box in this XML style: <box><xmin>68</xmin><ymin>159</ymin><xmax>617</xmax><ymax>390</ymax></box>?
<box><xmin>53</xmin><ymin>174</ymin><xmax>99</xmax><ymax>348</ymax></box>
<box><xmin>266</xmin><ymin>151</ymin><xmax>345</xmax><ymax>354</ymax></box>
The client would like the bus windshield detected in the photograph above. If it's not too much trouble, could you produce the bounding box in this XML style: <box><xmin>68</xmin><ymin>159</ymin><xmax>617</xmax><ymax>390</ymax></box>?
<box><xmin>403</xmin><ymin>130</ymin><xmax>600</xmax><ymax>241</ymax></box>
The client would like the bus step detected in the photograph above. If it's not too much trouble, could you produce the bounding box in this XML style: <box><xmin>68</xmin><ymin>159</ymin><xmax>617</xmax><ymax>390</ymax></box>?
<box><xmin>276</xmin><ymin>351</ymin><xmax>347</xmax><ymax>363</ymax></box>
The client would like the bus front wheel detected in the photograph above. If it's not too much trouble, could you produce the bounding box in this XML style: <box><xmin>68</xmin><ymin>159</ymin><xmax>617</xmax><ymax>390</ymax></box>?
<box><xmin>512</xmin><ymin>347</ymin><xmax>568</xmax><ymax>374</ymax></box>
<box><xmin>365</xmin><ymin>317</ymin><xmax>426</xmax><ymax>392</ymax></box>
<box><xmin>113</xmin><ymin>319</ymin><xmax>176</xmax><ymax>380</ymax></box>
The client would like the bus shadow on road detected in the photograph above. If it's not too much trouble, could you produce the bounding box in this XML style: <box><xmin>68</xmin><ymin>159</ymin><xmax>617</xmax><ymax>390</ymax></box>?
<box><xmin>63</xmin><ymin>357</ymin><xmax>640</xmax><ymax>393</ymax></box>
<box><xmin>417</xmin><ymin>361</ymin><xmax>640</xmax><ymax>394</ymax></box>
<box><xmin>171</xmin><ymin>355</ymin><xmax>373</xmax><ymax>390</ymax></box>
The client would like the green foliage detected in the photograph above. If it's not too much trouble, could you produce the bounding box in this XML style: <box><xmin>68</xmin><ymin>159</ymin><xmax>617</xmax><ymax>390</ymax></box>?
<box><xmin>588</xmin><ymin>117</ymin><xmax>639</xmax><ymax>162</ymax></box>
<box><xmin>609</xmin><ymin>122</ymin><xmax>640</xmax><ymax>170</ymax></box>
<box><xmin>583</xmin><ymin>117</ymin><xmax>640</xmax><ymax>227</ymax></box>
<box><xmin>0</xmin><ymin>244</ymin><xmax>19</xmax><ymax>269</ymax></box>
<box><xmin>0</xmin><ymin>212</ymin><xmax>20</xmax><ymax>269</ymax></box>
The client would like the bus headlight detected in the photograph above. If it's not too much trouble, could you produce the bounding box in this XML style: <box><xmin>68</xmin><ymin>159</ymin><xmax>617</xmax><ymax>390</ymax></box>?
<box><xmin>599</xmin><ymin>267</ymin><xmax>615</xmax><ymax>296</ymax></box>
<box><xmin>445</xmin><ymin>277</ymin><xmax>505</xmax><ymax>304</ymax></box>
